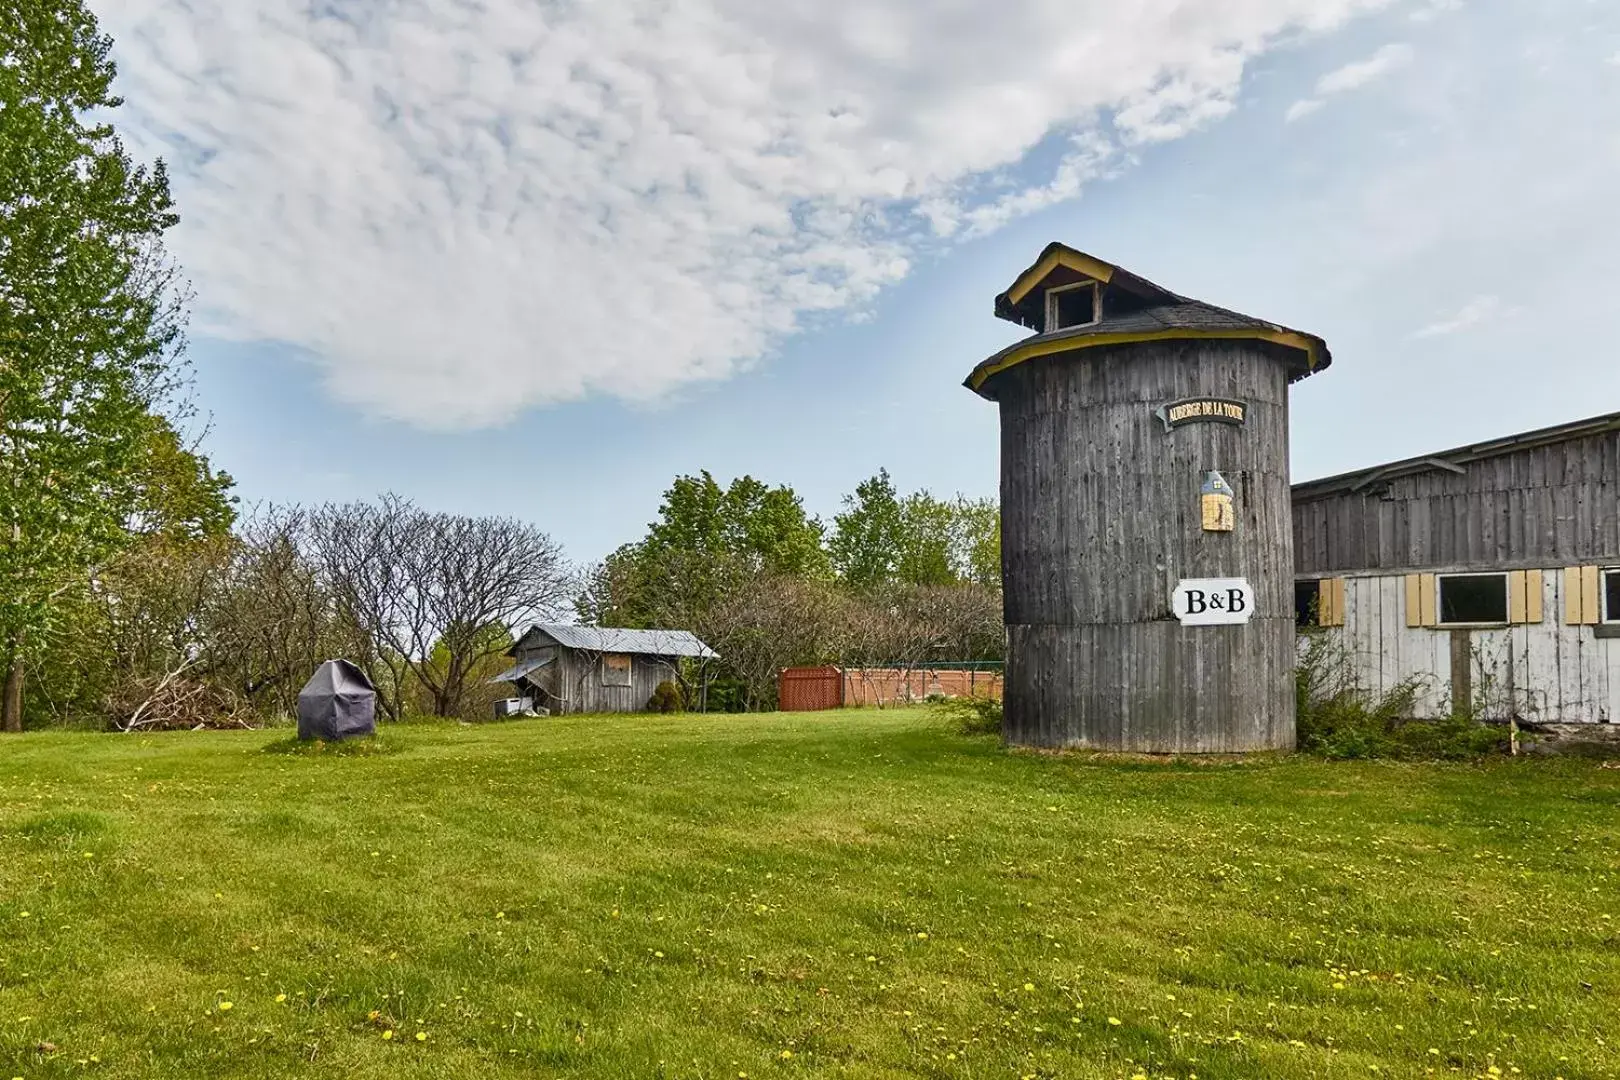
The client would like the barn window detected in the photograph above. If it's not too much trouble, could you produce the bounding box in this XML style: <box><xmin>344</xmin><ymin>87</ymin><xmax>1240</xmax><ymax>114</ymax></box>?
<box><xmin>1294</xmin><ymin>581</ymin><xmax>1321</xmax><ymax>627</ymax></box>
<box><xmin>1045</xmin><ymin>282</ymin><xmax>1098</xmax><ymax>332</ymax></box>
<box><xmin>1437</xmin><ymin>573</ymin><xmax>1508</xmax><ymax>625</ymax></box>
<box><xmin>1604</xmin><ymin>570</ymin><xmax>1620</xmax><ymax>622</ymax></box>
<box><xmin>601</xmin><ymin>653</ymin><xmax>633</xmax><ymax>687</ymax></box>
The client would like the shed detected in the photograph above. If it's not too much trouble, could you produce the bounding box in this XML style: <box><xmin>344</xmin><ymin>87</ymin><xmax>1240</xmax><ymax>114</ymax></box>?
<box><xmin>490</xmin><ymin>624</ymin><xmax>716</xmax><ymax>715</ymax></box>
<box><xmin>966</xmin><ymin>243</ymin><xmax>1331</xmax><ymax>752</ymax></box>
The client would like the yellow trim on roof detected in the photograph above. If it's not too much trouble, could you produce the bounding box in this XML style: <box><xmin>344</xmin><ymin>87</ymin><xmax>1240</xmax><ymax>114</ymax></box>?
<box><xmin>966</xmin><ymin>327</ymin><xmax>1322</xmax><ymax>394</ymax></box>
<box><xmin>1003</xmin><ymin>249</ymin><xmax>1116</xmax><ymax>306</ymax></box>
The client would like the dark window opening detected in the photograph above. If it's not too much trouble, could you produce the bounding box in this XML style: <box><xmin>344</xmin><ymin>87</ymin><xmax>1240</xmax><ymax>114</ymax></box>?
<box><xmin>1048</xmin><ymin>283</ymin><xmax>1097</xmax><ymax>330</ymax></box>
<box><xmin>1605</xmin><ymin>570</ymin><xmax>1620</xmax><ymax>623</ymax></box>
<box><xmin>1295</xmin><ymin>580</ymin><xmax>1321</xmax><ymax>627</ymax></box>
<box><xmin>1437</xmin><ymin>574</ymin><xmax>1508</xmax><ymax>625</ymax></box>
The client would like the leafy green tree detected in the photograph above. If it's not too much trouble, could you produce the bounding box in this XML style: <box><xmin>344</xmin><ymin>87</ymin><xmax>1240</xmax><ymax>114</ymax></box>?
<box><xmin>952</xmin><ymin>495</ymin><xmax>1001</xmax><ymax>588</ymax></box>
<box><xmin>896</xmin><ymin>492</ymin><xmax>957</xmax><ymax>587</ymax></box>
<box><xmin>829</xmin><ymin>469</ymin><xmax>904</xmax><ymax>591</ymax></box>
<box><xmin>584</xmin><ymin>472</ymin><xmax>829</xmax><ymax>633</ymax></box>
<box><xmin>1</xmin><ymin>0</ymin><xmax>192</xmax><ymax>731</ymax></box>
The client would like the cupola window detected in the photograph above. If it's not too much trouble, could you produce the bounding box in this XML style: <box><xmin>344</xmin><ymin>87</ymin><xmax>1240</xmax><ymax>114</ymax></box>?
<box><xmin>1045</xmin><ymin>281</ymin><xmax>1099</xmax><ymax>332</ymax></box>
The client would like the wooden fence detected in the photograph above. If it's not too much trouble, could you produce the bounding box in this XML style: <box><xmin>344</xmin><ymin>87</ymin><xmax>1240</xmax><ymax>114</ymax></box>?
<box><xmin>778</xmin><ymin>666</ymin><xmax>1004</xmax><ymax>711</ymax></box>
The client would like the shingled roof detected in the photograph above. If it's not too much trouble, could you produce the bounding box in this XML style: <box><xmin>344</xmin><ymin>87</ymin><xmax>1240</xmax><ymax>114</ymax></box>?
<box><xmin>965</xmin><ymin>243</ymin><xmax>1331</xmax><ymax>399</ymax></box>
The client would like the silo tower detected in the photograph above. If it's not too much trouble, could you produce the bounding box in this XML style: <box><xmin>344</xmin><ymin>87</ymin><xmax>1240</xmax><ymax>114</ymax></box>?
<box><xmin>965</xmin><ymin>244</ymin><xmax>1331</xmax><ymax>752</ymax></box>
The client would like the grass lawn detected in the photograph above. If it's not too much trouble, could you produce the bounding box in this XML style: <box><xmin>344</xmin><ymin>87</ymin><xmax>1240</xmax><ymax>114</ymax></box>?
<box><xmin>2</xmin><ymin>710</ymin><xmax>1618</xmax><ymax>1080</ymax></box>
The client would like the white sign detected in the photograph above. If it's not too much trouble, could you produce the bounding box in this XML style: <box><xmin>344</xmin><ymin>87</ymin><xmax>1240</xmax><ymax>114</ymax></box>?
<box><xmin>1171</xmin><ymin>578</ymin><xmax>1255</xmax><ymax>625</ymax></box>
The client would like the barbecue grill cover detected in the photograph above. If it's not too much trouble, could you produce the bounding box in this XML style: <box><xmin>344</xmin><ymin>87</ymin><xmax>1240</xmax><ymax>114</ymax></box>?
<box><xmin>296</xmin><ymin>659</ymin><xmax>377</xmax><ymax>741</ymax></box>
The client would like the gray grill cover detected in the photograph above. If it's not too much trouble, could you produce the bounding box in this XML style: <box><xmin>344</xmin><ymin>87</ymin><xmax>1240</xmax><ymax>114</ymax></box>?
<box><xmin>296</xmin><ymin>659</ymin><xmax>377</xmax><ymax>741</ymax></box>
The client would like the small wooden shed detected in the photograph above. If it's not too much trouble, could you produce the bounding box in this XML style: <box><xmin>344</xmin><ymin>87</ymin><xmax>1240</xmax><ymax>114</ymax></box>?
<box><xmin>490</xmin><ymin>624</ymin><xmax>716</xmax><ymax>715</ymax></box>
<box><xmin>965</xmin><ymin>243</ymin><xmax>1332</xmax><ymax>752</ymax></box>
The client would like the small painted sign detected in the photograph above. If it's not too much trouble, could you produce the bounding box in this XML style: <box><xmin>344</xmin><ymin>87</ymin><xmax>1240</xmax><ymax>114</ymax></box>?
<box><xmin>1200</xmin><ymin>470</ymin><xmax>1235</xmax><ymax>532</ymax></box>
<box><xmin>1156</xmin><ymin>397</ymin><xmax>1247</xmax><ymax>431</ymax></box>
<box><xmin>1171</xmin><ymin>578</ymin><xmax>1255</xmax><ymax>625</ymax></box>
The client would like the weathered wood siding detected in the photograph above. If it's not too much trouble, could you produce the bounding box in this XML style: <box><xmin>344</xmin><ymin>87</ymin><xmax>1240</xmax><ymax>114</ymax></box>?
<box><xmin>552</xmin><ymin>650</ymin><xmax>677</xmax><ymax>715</ymax></box>
<box><xmin>993</xmin><ymin>339</ymin><xmax>1298</xmax><ymax>752</ymax></box>
<box><xmin>1309</xmin><ymin>572</ymin><xmax>1619</xmax><ymax>723</ymax></box>
<box><xmin>1294</xmin><ymin>430</ymin><xmax>1620</xmax><ymax>575</ymax></box>
<box><xmin>512</xmin><ymin>642</ymin><xmax>677</xmax><ymax>714</ymax></box>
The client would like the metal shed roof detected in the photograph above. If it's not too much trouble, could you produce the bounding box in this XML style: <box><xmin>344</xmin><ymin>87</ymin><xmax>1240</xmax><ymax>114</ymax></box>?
<box><xmin>487</xmin><ymin>655</ymin><xmax>554</xmax><ymax>684</ymax></box>
<box><xmin>518</xmin><ymin>624</ymin><xmax>717</xmax><ymax>659</ymax></box>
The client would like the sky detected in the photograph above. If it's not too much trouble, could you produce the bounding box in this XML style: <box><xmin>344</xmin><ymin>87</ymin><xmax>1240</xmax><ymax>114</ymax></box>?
<box><xmin>96</xmin><ymin>0</ymin><xmax>1620</xmax><ymax>565</ymax></box>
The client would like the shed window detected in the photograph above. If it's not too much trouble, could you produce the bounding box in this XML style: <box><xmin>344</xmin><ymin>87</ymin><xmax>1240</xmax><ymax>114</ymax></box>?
<box><xmin>1045</xmin><ymin>282</ymin><xmax>1098</xmax><ymax>332</ymax></box>
<box><xmin>601</xmin><ymin>653</ymin><xmax>633</xmax><ymax>687</ymax></box>
<box><xmin>1437</xmin><ymin>573</ymin><xmax>1508</xmax><ymax>625</ymax></box>
<box><xmin>1604</xmin><ymin>570</ymin><xmax>1620</xmax><ymax>623</ymax></box>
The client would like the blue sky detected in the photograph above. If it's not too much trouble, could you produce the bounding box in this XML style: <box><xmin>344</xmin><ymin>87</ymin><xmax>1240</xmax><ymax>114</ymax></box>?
<box><xmin>104</xmin><ymin>0</ymin><xmax>1620</xmax><ymax>564</ymax></box>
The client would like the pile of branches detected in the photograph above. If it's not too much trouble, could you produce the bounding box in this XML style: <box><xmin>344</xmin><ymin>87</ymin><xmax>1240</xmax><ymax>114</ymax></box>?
<box><xmin>108</xmin><ymin>672</ymin><xmax>254</xmax><ymax>732</ymax></box>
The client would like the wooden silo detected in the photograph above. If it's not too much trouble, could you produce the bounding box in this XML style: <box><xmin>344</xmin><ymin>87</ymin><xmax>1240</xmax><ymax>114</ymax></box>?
<box><xmin>965</xmin><ymin>244</ymin><xmax>1331</xmax><ymax>753</ymax></box>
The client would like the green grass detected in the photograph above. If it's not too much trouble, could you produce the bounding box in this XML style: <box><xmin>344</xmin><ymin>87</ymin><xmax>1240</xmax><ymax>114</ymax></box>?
<box><xmin>2</xmin><ymin>710</ymin><xmax>1617</xmax><ymax>1080</ymax></box>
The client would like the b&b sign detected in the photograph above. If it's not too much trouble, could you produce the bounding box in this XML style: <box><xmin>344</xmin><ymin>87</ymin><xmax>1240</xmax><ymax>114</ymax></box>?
<box><xmin>1171</xmin><ymin>577</ymin><xmax>1255</xmax><ymax>626</ymax></box>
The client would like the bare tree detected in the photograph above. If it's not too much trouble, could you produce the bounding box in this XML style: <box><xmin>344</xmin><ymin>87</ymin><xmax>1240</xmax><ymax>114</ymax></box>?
<box><xmin>309</xmin><ymin>497</ymin><xmax>570</xmax><ymax>719</ymax></box>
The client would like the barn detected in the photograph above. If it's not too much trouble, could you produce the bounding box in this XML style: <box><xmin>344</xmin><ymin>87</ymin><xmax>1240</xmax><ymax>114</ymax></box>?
<box><xmin>490</xmin><ymin>625</ymin><xmax>716</xmax><ymax>715</ymax></box>
<box><xmin>1293</xmin><ymin>410</ymin><xmax>1620</xmax><ymax>731</ymax></box>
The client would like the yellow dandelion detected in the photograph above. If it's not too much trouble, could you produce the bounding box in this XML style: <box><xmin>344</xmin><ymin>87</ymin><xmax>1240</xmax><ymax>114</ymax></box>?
<box><xmin>275</xmin><ymin>994</ymin><xmax>287</xmax><ymax>1004</ymax></box>
<box><xmin>382</xmin><ymin>1030</ymin><xmax>394</xmax><ymax>1041</ymax></box>
<box><xmin>1023</xmin><ymin>982</ymin><xmax>1035</xmax><ymax>992</ymax></box>
<box><xmin>218</xmin><ymin>1002</ymin><xmax>233</xmax><ymax>1012</ymax></box>
<box><xmin>415</xmin><ymin>1032</ymin><xmax>427</xmax><ymax>1043</ymax></box>
<box><xmin>1107</xmin><ymin>1017</ymin><xmax>1122</xmax><ymax>1026</ymax></box>
<box><xmin>780</xmin><ymin>1049</ymin><xmax>793</xmax><ymax>1059</ymax></box>
<box><xmin>916</xmin><ymin>932</ymin><xmax>928</xmax><ymax>940</ymax></box>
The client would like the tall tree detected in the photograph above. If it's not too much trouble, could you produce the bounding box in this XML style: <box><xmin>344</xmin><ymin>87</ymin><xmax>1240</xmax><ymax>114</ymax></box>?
<box><xmin>584</xmin><ymin>472</ymin><xmax>829</xmax><ymax>632</ymax></box>
<box><xmin>1</xmin><ymin>0</ymin><xmax>191</xmax><ymax>731</ymax></box>
<box><xmin>829</xmin><ymin>469</ymin><xmax>904</xmax><ymax>591</ymax></box>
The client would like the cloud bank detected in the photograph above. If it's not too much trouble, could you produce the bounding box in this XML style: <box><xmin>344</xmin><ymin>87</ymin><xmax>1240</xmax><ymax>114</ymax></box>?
<box><xmin>103</xmin><ymin>0</ymin><xmax>1391</xmax><ymax>428</ymax></box>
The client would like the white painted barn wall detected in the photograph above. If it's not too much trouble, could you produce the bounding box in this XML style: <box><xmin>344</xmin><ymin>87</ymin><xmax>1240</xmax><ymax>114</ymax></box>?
<box><xmin>1321</xmin><ymin>572</ymin><xmax>1617</xmax><ymax>723</ymax></box>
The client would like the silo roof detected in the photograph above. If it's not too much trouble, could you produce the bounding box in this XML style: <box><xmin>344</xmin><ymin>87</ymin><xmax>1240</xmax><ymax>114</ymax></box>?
<box><xmin>967</xmin><ymin>243</ymin><xmax>1331</xmax><ymax>400</ymax></box>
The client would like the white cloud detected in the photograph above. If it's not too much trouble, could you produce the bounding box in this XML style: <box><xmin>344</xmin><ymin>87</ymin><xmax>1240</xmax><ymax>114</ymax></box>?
<box><xmin>1285</xmin><ymin>98</ymin><xmax>1325</xmax><ymax>122</ymax></box>
<box><xmin>1411</xmin><ymin>295</ymin><xmax>1506</xmax><ymax>338</ymax></box>
<box><xmin>1287</xmin><ymin>41</ymin><xmax>1413</xmax><ymax>120</ymax></box>
<box><xmin>102</xmin><ymin>0</ymin><xmax>1392</xmax><ymax>428</ymax></box>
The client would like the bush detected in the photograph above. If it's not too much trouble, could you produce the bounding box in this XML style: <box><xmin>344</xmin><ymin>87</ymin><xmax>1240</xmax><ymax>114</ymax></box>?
<box><xmin>1295</xmin><ymin>633</ymin><xmax>1510</xmax><ymax>760</ymax></box>
<box><xmin>647</xmin><ymin>680</ymin><xmax>685</xmax><ymax>713</ymax></box>
<box><xmin>932</xmin><ymin>694</ymin><xmax>1003</xmax><ymax>737</ymax></box>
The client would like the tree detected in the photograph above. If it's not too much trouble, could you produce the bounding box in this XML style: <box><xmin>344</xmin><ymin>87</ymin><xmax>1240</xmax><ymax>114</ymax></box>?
<box><xmin>310</xmin><ymin>498</ymin><xmax>571</xmax><ymax>719</ymax></box>
<box><xmin>896</xmin><ymin>492</ymin><xmax>957</xmax><ymax>587</ymax></box>
<box><xmin>582</xmin><ymin>472</ymin><xmax>829</xmax><ymax>633</ymax></box>
<box><xmin>952</xmin><ymin>496</ymin><xmax>1001</xmax><ymax>589</ymax></box>
<box><xmin>829</xmin><ymin>469</ymin><xmax>904</xmax><ymax>591</ymax></box>
<box><xmin>1</xmin><ymin>0</ymin><xmax>192</xmax><ymax>731</ymax></box>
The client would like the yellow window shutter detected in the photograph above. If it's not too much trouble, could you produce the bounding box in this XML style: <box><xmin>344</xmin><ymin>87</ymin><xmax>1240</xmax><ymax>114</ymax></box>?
<box><xmin>1329</xmin><ymin>577</ymin><xmax>1346</xmax><ymax>627</ymax></box>
<box><xmin>1583</xmin><ymin>565</ymin><xmax>1602</xmax><ymax>625</ymax></box>
<box><xmin>1420</xmin><ymin>573</ymin><xmax>1438</xmax><ymax>627</ymax></box>
<box><xmin>1525</xmin><ymin>569</ymin><xmax>1544</xmax><ymax>624</ymax></box>
<box><xmin>1508</xmin><ymin>570</ymin><xmax>1527</xmax><ymax>624</ymax></box>
<box><xmin>1404</xmin><ymin>574</ymin><xmax>1422</xmax><ymax>628</ymax></box>
<box><xmin>1564</xmin><ymin>567</ymin><xmax>1582</xmax><ymax>624</ymax></box>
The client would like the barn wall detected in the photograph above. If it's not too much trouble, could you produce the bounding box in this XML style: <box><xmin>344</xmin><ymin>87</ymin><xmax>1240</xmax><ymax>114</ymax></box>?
<box><xmin>995</xmin><ymin>338</ymin><xmax>1297</xmax><ymax>753</ymax></box>
<box><xmin>1310</xmin><ymin>571</ymin><xmax>1620</xmax><ymax>724</ymax></box>
<box><xmin>1294</xmin><ymin>430</ymin><xmax>1620</xmax><ymax>575</ymax></box>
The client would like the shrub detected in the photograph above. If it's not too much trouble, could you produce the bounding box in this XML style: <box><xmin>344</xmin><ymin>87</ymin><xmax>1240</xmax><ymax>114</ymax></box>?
<box><xmin>932</xmin><ymin>694</ymin><xmax>1003</xmax><ymax>737</ymax></box>
<box><xmin>647</xmin><ymin>680</ymin><xmax>685</xmax><ymax>713</ymax></box>
<box><xmin>1295</xmin><ymin>633</ymin><xmax>1510</xmax><ymax>760</ymax></box>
